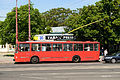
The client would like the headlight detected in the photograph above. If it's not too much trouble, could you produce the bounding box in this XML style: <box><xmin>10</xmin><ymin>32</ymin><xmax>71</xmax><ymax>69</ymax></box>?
<box><xmin>16</xmin><ymin>56</ymin><xmax>18</xmax><ymax>59</ymax></box>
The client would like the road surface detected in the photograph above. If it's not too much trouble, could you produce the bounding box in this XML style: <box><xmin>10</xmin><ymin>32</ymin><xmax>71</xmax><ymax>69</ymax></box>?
<box><xmin>0</xmin><ymin>62</ymin><xmax>120</xmax><ymax>80</ymax></box>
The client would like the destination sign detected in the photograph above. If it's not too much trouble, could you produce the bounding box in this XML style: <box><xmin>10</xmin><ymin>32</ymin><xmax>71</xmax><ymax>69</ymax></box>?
<box><xmin>34</xmin><ymin>34</ymin><xmax>74</xmax><ymax>41</ymax></box>
<box><xmin>46</xmin><ymin>35</ymin><xmax>73</xmax><ymax>40</ymax></box>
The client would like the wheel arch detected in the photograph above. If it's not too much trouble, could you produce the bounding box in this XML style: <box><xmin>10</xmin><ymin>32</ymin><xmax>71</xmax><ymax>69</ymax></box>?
<box><xmin>72</xmin><ymin>55</ymin><xmax>81</xmax><ymax>62</ymax></box>
<box><xmin>72</xmin><ymin>55</ymin><xmax>81</xmax><ymax>59</ymax></box>
<box><xmin>30</xmin><ymin>56</ymin><xmax>40</xmax><ymax>61</ymax></box>
<box><xmin>111</xmin><ymin>58</ymin><xmax>117</xmax><ymax>63</ymax></box>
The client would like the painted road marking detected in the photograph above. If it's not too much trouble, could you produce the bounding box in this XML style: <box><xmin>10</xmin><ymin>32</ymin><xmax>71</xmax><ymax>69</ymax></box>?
<box><xmin>20</xmin><ymin>72</ymin><xmax>120</xmax><ymax>76</ymax></box>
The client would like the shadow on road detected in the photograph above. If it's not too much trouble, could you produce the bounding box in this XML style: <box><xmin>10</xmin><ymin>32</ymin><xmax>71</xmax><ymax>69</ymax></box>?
<box><xmin>14</xmin><ymin>61</ymin><xmax>100</xmax><ymax>64</ymax></box>
<box><xmin>3</xmin><ymin>54</ymin><xmax>14</xmax><ymax>57</ymax></box>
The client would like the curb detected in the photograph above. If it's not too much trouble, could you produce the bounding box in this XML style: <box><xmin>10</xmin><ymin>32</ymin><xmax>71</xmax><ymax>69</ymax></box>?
<box><xmin>0</xmin><ymin>54</ymin><xmax>15</xmax><ymax>64</ymax></box>
<box><xmin>0</xmin><ymin>61</ymin><xmax>15</xmax><ymax>64</ymax></box>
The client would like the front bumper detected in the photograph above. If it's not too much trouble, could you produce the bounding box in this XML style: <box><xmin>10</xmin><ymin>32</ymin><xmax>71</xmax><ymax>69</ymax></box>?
<box><xmin>104</xmin><ymin>59</ymin><xmax>111</xmax><ymax>62</ymax></box>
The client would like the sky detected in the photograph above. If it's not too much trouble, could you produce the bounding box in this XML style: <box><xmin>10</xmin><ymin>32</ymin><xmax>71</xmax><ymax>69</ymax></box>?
<box><xmin>0</xmin><ymin>0</ymin><xmax>100</xmax><ymax>21</ymax></box>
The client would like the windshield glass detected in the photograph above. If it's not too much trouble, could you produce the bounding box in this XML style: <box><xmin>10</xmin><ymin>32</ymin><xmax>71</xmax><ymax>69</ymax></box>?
<box><xmin>111</xmin><ymin>53</ymin><xmax>116</xmax><ymax>56</ymax></box>
<box><xmin>111</xmin><ymin>53</ymin><xmax>119</xmax><ymax>56</ymax></box>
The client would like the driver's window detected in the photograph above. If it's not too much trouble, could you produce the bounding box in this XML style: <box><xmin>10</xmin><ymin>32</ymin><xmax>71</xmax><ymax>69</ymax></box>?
<box><xmin>19</xmin><ymin>44</ymin><xmax>30</xmax><ymax>52</ymax></box>
<box><xmin>15</xmin><ymin>44</ymin><xmax>18</xmax><ymax>53</ymax></box>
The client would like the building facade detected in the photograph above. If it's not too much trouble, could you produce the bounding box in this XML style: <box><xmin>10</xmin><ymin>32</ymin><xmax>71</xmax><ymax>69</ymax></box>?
<box><xmin>0</xmin><ymin>43</ymin><xmax>15</xmax><ymax>52</ymax></box>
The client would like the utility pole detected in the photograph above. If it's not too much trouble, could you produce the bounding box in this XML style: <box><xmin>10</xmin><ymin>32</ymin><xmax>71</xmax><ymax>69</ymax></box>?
<box><xmin>16</xmin><ymin>0</ymin><xmax>18</xmax><ymax>43</ymax></box>
<box><xmin>28</xmin><ymin>0</ymin><xmax>31</xmax><ymax>41</ymax></box>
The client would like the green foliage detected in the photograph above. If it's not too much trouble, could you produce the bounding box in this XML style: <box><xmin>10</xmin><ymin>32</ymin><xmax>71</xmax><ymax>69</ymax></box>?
<box><xmin>0</xmin><ymin>21</ymin><xmax>3</xmax><ymax>44</ymax></box>
<box><xmin>65</xmin><ymin>0</ymin><xmax>120</xmax><ymax>48</ymax></box>
<box><xmin>43</xmin><ymin>7</ymin><xmax>73</xmax><ymax>27</ymax></box>
<box><xmin>0</xmin><ymin>0</ymin><xmax>120</xmax><ymax>48</ymax></box>
<box><xmin>1</xmin><ymin>4</ymin><xmax>51</xmax><ymax>44</ymax></box>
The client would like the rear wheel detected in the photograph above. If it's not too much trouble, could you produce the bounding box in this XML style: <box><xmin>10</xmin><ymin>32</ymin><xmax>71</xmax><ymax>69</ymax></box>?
<box><xmin>72</xmin><ymin>55</ymin><xmax>80</xmax><ymax>63</ymax></box>
<box><xmin>111</xmin><ymin>59</ymin><xmax>116</xmax><ymax>63</ymax></box>
<box><xmin>30</xmin><ymin>56</ymin><xmax>39</xmax><ymax>64</ymax></box>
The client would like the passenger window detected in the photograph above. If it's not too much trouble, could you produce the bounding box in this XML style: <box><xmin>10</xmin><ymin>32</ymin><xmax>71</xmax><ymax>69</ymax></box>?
<box><xmin>53</xmin><ymin>44</ymin><xmax>62</xmax><ymax>51</ymax></box>
<box><xmin>42</xmin><ymin>44</ymin><xmax>51</xmax><ymax>51</ymax></box>
<box><xmin>32</xmin><ymin>44</ymin><xmax>41</xmax><ymax>51</ymax></box>
<box><xmin>19</xmin><ymin>44</ymin><xmax>30</xmax><ymax>52</ymax></box>
<box><xmin>74</xmin><ymin>44</ymin><xmax>83</xmax><ymax>51</ymax></box>
<box><xmin>94</xmin><ymin>44</ymin><xmax>98</xmax><ymax>51</ymax></box>
<box><xmin>84</xmin><ymin>44</ymin><xmax>93</xmax><ymax>51</ymax></box>
<box><xmin>63</xmin><ymin>44</ymin><xmax>72</xmax><ymax>51</ymax></box>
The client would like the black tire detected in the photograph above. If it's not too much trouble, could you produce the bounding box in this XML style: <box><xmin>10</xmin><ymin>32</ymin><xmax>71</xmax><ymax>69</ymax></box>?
<box><xmin>105</xmin><ymin>61</ymin><xmax>109</xmax><ymax>63</ymax></box>
<box><xmin>96</xmin><ymin>60</ymin><xmax>100</xmax><ymax>62</ymax></box>
<box><xmin>72</xmin><ymin>55</ymin><xmax>80</xmax><ymax>63</ymax></box>
<box><xmin>111</xmin><ymin>59</ymin><xmax>116</xmax><ymax>63</ymax></box>
<box><xmin>14</xmin><ymin>62</ymin><xmax>18</xmax><ymax>64</ymax></box>
<box><xmin>30</xmin><ymin>56</ymin><xmax>39</xmax><ymax>64</ymax></box>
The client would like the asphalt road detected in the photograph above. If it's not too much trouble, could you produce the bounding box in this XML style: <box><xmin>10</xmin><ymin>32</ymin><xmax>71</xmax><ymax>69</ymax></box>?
<box><xmin>0</xmin><ymin>62</ymin><xmax>120</xmax><ymax>80</ymax></box>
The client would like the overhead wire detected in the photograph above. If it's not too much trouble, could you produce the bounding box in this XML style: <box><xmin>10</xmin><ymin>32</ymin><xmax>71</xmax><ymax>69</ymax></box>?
<box><xmin>58</xmin><ymin>0</ymin><xmax>100</xmax><ymax>9</ymax></box>
<box><xmin>64</xmin><ymin>0</ymin><xmax>86</xmax><ymax>8</ymax></box>
<box><xmin>58</xmin><ymin>0</ymin><xmax>91</xmax><ymax>9</ymax></box>
<box><xmin>57</xmin><ymin>0</ymin><xmax>73</xmax><ymax>7</ymax></box>
<box><xmin>0</xmin><ymin>16</ymin><xmax>6</xmax><ymax>18</ymax></box>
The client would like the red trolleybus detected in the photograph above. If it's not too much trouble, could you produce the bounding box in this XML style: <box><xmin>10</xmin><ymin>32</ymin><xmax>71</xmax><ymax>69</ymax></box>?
<box><xmin>14</xmin><ymin>41</ymin><xmax>100</xmax><ymax>63</ymax></box>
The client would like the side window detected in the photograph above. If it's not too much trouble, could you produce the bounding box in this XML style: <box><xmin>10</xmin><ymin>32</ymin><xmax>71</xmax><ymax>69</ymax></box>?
<box><xmin>84</xmin><ymin>44</ymin><xmax>93</xmax><ymax>51</ymax></box>
<box><xmin>63</xmin><ymin>44</ymin><xmax>72</xmax><ymax>51</ymax></box>
<box><xmin>19</xmin><ymin>44</ymin><xmax>30</xmax><ymax>52</ymax></box>
<box><xmin>94</xmin><ymin>44</ymin><xmax>99</xmax><ymax>51</ymax></box>
<box><xmin>32</xmin><ymin>44</ymin><xmax>41</xmax><ymax>51</ymax></box>
<box><xmin>42</xmin><ymin>44</ymin><xmax>51</xmax><ymax>51</ymax></box>
<box><xmin>53</xmin><ymin>44</ymin><xmax>62</xmax><ymax>51</ymax></box>
<box><xmin>74</xmin><ymin>44</ymin><xmax>83</xmax><ymax>51</ymax></box>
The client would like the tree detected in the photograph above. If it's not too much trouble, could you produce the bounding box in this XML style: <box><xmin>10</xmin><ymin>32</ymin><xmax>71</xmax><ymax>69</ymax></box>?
<box><xmin>65</xmin><ymin>5</ymin><xmax>104</xmax><ymax>41</ymax></box>
<box><xmin>0</xmin><ymin>21</ymin><xmax>3</xmax><ymax>44</ymax></box>
<box><xmin>1</xmin><ymin>4</ymin><xmax>51</xmax><ymax>44</ymax></box>
<box><xmin>65</xmin><ymin>0</ymin><xmax>120</xmax><ymax>51</ymax></box>
<box><xmin>99</xmin><ymin>0</ymin><xmax>120</xmax><ymax>49</ymax></box>
<box><xmin>43</xmin><ymin>7</ymin><xmax>73</xmax><ymax>27</ymax></box>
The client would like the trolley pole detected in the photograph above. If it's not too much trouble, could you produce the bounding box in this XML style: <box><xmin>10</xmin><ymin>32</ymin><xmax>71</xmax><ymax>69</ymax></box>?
<box><xmin>16</xmin><ymin>0</ymin><xmax>18</xmax><ymax>43</ymax></box>
<box><xmin>28</xmin><ymin>0</ymin><xmax>31</xmax><ymax>41</ymax></box>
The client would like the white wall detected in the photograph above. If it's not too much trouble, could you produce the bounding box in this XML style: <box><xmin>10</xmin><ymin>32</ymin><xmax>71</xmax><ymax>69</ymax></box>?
<box><xmin>0</xmin><ymin>43</ymin><xmax>15</xmax><ymax>52</ymax></box>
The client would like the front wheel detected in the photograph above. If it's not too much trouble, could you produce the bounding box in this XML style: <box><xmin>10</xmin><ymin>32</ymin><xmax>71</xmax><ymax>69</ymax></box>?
<box><xmin>72</xmin><ymin>56</ymin><xmax>80</xmax><ymax>63</ymax></box>
<box><xmin>105</xmin><ymin>61</ymin><xmax>109</xmax><ymax>63</ymax></box>
<box><xmin>30</xmin><ymin>56</ymin><xmax>39</xmax><ymax>64</ymax></box>
<box><xmin>111</xmin><ymin>59</ymin><xmax>116</xmax><ymax>63</ymax></box>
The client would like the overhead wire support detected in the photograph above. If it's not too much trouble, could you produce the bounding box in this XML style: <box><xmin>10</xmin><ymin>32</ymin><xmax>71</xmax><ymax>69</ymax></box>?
<box><xmin>28</xmin><ymin>0</ymin><xmax>31</xmax><ymax>41</ymax></box>
<box><xmin>16</xmin><ymin>0</ymin><xmax>18</xmax><ymax>43</ymax></box>
<box><xmin>68</xmin><ymin>19</ymin><xmax>104</xmax><ymax>34</ymax></box>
